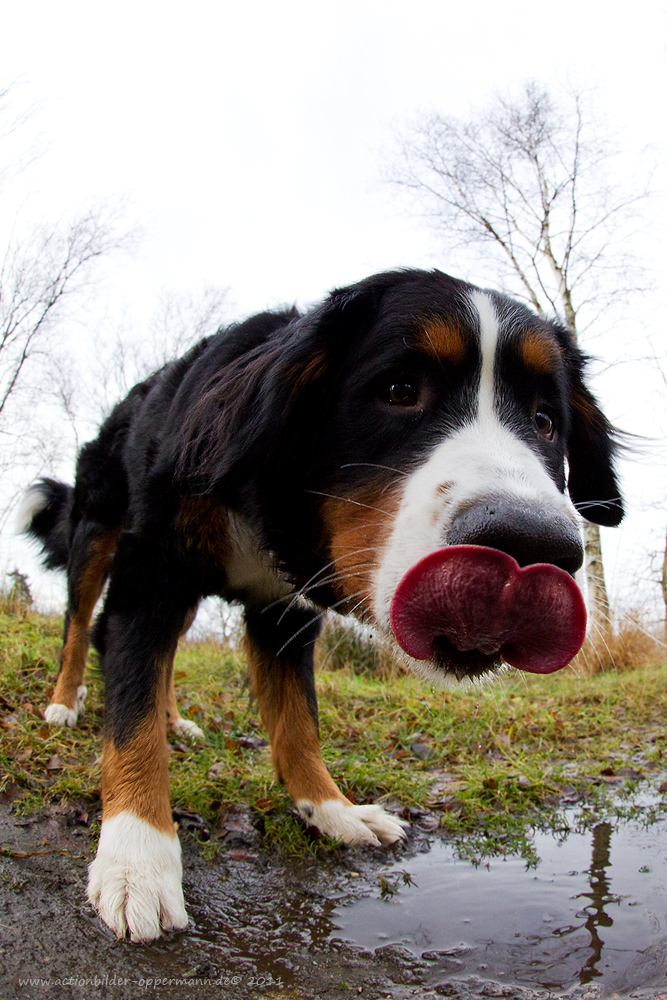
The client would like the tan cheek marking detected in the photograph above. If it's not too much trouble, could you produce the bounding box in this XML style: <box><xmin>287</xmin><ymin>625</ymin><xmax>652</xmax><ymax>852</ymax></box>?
<box><xmin>520</xmin><ymin>329</ymin><xmax>559</xmax><ymax>374</ymax></box>
<box><xmin>419</xmin><ymin>318</ymin><xmax>467</xmax><ymax>364</ymax></box>
<box><xmin>101</xmin><ymin>681</ymin><xmax>173</xmax><ymax>834</ymax></box>
<box><xmin>321</xmin><ymin>485</ymin><xmax>402</xmax><ymax>617</ymax></box>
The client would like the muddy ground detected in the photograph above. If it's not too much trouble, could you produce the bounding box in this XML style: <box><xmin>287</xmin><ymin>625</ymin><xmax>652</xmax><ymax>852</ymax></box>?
<box><xmin>0</xmin><ymin>800</ymin><xmax>663</xmax><ymax>1000</ymax></box>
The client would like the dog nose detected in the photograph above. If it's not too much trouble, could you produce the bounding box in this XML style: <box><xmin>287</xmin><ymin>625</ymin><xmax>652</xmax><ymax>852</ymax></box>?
<box><xmin>447</xmin><ymin>499</ymin><xmax>584</xmax><ymax>575</ymax></box>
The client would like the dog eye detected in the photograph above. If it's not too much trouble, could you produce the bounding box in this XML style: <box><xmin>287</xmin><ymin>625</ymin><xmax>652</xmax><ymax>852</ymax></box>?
<box><xmin>380</xmin><ymin>379</ymin><xmax>421</xmax><ymax>407</ymax></box>
<box><xmin>535</xmin><ymin>408</ymin><xmax>556</xmax><ymax>440</ymax></box>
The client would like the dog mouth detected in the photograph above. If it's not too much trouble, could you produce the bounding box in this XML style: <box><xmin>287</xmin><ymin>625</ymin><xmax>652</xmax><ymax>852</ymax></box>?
<box><xmin>389</xmin><ymin>544</ymin><xmax>587</xmax><ymax>677</ymax></box>
<box><xmin>430</xmin><ymin>635</ymin><xmax>502</xmax><ymax>680</ymax></box>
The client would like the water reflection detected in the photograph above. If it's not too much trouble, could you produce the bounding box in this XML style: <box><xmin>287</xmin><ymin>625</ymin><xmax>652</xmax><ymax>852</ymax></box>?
<box><xmin>332</xmin><ymin>807</ymin><xmax>667</xmax><ymax>992</ymax></box>
<box><xmin>546</xmin><ymin>821</ymin><xmax>620</xmax><ymax>983</ymax></box>
<box><xmin>577</xmin><ymin>821</ymin><xmax>615</xmax><ymax>982</ymax></box>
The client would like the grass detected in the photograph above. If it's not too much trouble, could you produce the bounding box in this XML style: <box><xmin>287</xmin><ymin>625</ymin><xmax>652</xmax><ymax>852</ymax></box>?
<box><xmin>1</xmin><ymin>607</ymin><xmax>667</xmax><ymax>861</ymax></box>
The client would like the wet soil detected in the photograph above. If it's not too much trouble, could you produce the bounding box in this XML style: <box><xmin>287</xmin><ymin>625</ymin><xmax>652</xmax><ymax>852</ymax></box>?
<box><xmin>0</xmin><ymin>799</ymin><xmax>665</xmax><ymax>1000</ymax></box>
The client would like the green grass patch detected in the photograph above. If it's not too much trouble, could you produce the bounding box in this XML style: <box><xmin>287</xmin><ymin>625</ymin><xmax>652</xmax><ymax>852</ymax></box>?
<box><xmin>1</xmin><ymin>609</ymin><xmax>667</xmax><ymax>859</ymax></box>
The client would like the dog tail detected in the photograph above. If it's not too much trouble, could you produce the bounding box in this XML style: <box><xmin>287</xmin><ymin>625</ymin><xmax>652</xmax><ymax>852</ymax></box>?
<box><xmin>17</xmin><ymin>478</ymin><xmax>74</xmax><ymax>571</ymax></box>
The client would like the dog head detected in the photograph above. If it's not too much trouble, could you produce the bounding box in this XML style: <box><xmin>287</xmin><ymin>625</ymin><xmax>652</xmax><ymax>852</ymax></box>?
<box><xmin>271</xmin><ymin>269</ymin><xmax>622</xmax><ymax>680</ymax></box>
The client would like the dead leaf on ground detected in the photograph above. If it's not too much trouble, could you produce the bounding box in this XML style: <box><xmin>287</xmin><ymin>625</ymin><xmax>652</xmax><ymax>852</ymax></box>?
<box><xmin>227</xmin><ymin>848</ymin><xmax>258</xmax><ymax>862</ymax></box>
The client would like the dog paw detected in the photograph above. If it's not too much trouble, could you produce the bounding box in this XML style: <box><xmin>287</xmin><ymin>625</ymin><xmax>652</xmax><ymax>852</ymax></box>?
<box><xmin>170</xmin><ymin>717</ymin><xmax>205</xmax><ymax>741</ymax></box>
<box><xmin>297</xmin><ymin>798</ymin><xmax>408</xmax><ymax>846</ymax></box>
<box><xmin>87</xmin><ymin>811</ymin><xmax>188</xmax><ymax>943</ymax></box>
<box><xmin>44</xmin><ymin>685</ymin><xmax>87</xmax><ymax>728</ymax></box>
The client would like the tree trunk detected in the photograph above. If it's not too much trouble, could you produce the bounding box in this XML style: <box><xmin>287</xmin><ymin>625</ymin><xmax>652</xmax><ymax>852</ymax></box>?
<box><xmin>662</xmin><ymin>527</ymin><xmax>667</xmax><ymax>643</ymax></box>
<box><xmin>568</xmin><ymin>316</ymin><xmax>613</xmax><ymax>671</ymax></box>
<box><xmin>581</xmin><ymin>520</ymin><xmax>612</xmax><ymax>670</ymax></box>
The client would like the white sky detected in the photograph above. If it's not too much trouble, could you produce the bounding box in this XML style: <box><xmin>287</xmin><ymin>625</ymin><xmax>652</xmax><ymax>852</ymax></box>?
<box><xmin>1</xmin><ymin>0</ymin><xmax>666</xmax><ymax>618</ymax></box>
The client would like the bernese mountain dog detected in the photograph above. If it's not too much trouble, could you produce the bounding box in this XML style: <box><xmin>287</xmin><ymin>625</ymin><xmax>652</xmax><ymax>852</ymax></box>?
<box><xmin>20</xmin><ymin>268</ymin><xmax>623</xmax><ymax>942</ymax></box>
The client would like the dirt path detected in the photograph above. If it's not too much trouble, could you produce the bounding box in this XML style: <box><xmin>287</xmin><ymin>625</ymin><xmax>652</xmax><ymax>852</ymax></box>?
<box><xmin>0</xmin><ymin>800</ymin><xmax>661</xmax><ymax>1000</ymax></box>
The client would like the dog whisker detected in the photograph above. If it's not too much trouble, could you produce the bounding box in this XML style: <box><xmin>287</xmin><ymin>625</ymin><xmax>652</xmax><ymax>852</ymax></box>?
<box><xmin>573</xmin><ymin>499</ymin><xmax>622</xmax><ymax>511</ymax></box>
<box><xmin>276</xmin><ymin>589</ymin><xmax>370</xmax><ymax>656</ymax></box>
<box><xmin>275</xmin><ymin>612</ymin><xmax>327</xmax><ymax>657</ymax></box>
<box><xmin>297</xmin><ymin>566</ymin><xmax>374</xmax><ymax>600</ymax></box>
<box><xmin>304</xmin><ymin>490</ymin><xmax>392</xmax><ymax>516</ymax></box>
<box><xmin>260</xmin><ymin>547</ymin><xmax>377</xmax><ymax>615</ymax></box>
<box><xmin>272</xmin><ymin>547</ymin><xmax>378</xmax><ymax>621</ymax></box>
<box><xmin>339</xmin><ymin>462</ymin><xmax>409</xmax><ymax>478</ymax></box>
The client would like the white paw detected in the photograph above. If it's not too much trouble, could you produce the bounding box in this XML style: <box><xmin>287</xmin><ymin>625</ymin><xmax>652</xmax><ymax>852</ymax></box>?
<box><xmin>44</xmin><ymin>686</ymin><xmax>86</xmax><ymax>728</ymax></box>
<box><xmin>171</xmin><ymin>717</ymin><xmax>205</xmax><ymax>741</ymax></box>
<box><xmin>45</xmin><ymin>702</ymin><xmax>77</xmax><ymax>727</ymax></box>
<box><xmin>87</xmin><ymin>811</ymin><xmax>188</xmax><ymax>943</ymax></box>
<box><xmin>297</xmin><ymin>798</ymin><xmax>408</xmax><ymax>846</ymax></box>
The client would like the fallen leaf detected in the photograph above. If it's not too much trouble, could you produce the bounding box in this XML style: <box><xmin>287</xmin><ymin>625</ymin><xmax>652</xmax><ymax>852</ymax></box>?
<box><xmin>227</xmin><ymin>848</ymin><xmax>258</xmax><ymax>862</ymax></box>
<box><xmin>238</xmin><ymin>734</ymin><xmax>268</xmax><ymax>750</ymax></box>
<box><xmin>220</xmin><ymin>804</ymin><xmax>255</xmax><ymax>834</ymax></box>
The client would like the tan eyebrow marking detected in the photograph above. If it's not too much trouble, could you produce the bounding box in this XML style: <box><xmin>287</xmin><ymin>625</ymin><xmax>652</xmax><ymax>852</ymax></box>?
<box><xmin>519</xmin><ymin>328</ymin><xmax>559</xmax><ymax>374</ymax></box>
<box><xmin>417</xmin><ymin>317</ymin><xmax>467</xmax><ymax>364</ymax></box>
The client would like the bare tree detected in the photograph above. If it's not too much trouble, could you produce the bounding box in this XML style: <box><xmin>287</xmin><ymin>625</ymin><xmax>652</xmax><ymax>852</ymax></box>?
<box><xmin>146</xmin><ymin>285</ymin><xmax>230</xmax><ymax>371</ymax></box>
<box><xmin>0</xmin><ymin>85</ymin><xmax>135</xmax><ymax>524</ymax></box>
<box><xmin>0</xmin><ymin>206</ymin><xmax>131</xmax><ymax>422</ymax></box>
<box><xmin>79</xmin><ymin>284</ymin><xmax>231</xmax><ymax>422</ymax></box>
<box><xmin>388</xmin><ymin>81</ymin><xmax>649</xmax><ymax>662</ymax></box>
<box><xmin>0</xmin><ymin>83</ymin><xmax>44</xmax><ymax>195</ymax></box>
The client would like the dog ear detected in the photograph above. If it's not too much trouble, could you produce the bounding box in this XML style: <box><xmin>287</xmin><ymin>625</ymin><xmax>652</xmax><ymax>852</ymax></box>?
<box><xmin>275</xmin><ymin>277</ymin><xmax>388</xmax><ymax>405</ymax></box>
<box><xmin>178</xmin><ymin>277</ymin><xmax>387</xmax><ymax>497</ymax></box>
<box><xmin>566</xmin><ymin>379</ymin><xmax>624</xmax><ymax>527</ymax></box>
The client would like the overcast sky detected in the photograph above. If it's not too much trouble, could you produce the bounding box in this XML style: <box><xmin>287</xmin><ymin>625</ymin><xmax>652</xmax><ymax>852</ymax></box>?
<box><xmin>1</xmin><ymin>0</ymin><xmax>666</xmax><ymax>617</ymax></box>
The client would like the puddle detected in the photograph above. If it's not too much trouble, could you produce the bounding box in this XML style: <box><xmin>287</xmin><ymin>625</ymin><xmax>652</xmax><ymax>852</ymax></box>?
<box><xmin>332</xmin><ymin>798</ymin><xmax>667</xmax><ymax>994</ymax></box>
<box><xmin>3</xmin><ymin>793</ymin><xmax>667</xmax><ymax>999</ymax></box>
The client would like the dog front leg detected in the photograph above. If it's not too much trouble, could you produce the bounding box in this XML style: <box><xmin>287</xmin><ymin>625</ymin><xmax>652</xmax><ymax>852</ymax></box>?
<box><xmin>245</xmin><ymin>605</ymin><xmax>406</xmax><ymax>847</ymax></box>
<box><xmin>87</xmin><ymin>537</ymin><xmax>194</xmax><ymax>942</ymax></box>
